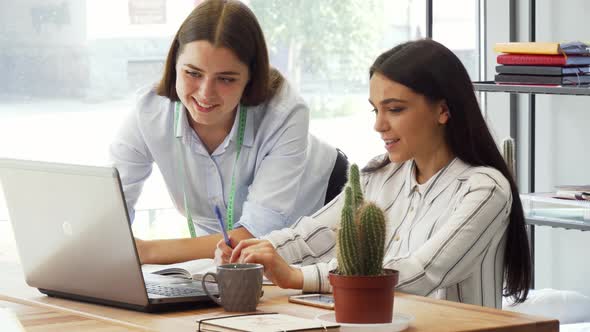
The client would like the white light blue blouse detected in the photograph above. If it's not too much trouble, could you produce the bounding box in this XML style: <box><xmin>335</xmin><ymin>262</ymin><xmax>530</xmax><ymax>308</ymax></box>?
<box><xmin>109</xmin><ymin>81</ymin><xmax>337</xmax><ymax>237</ymax></box>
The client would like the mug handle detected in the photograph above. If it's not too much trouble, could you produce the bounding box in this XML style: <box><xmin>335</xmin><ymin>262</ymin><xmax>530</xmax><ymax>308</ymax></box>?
<box><xmin>201</xmin><ymin>272</ymin><xmax>221</xmax><ymax>306</ymax></box>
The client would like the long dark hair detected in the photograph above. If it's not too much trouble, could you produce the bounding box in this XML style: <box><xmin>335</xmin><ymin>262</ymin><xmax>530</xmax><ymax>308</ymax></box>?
<box><xmin>367</xmin><ymin>39</ymin><xmax>530</xmax><ymax>303</ymax></box>
<box><xmin>156</xmin><ymin>0</ymin><xmax>283</xmax><ymax>105</ymax></box>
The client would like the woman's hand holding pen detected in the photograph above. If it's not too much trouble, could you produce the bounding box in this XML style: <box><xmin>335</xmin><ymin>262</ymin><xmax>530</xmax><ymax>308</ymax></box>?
<box><xmin>215</xmin><ymin>238</ymin><xmax>303</xmax><ymax>290</ymax></box>
<box><xmin>214</xmin><ymin>236</ymin><xmax>236</xmax><ymax>265</ymax></box>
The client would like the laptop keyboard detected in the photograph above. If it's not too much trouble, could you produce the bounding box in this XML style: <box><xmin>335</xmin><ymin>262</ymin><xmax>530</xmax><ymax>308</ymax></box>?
<box><xmin>145</xmin><ymin>282</ymin><xmax>211</xmax><ymax>297</ymax></box>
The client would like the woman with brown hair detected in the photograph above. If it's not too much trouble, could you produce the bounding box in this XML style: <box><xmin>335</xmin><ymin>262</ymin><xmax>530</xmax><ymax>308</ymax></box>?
<box><xmin>110</xmin><ymin>0</ymin><xmax>348</xmax><ymax>264</ymax></box>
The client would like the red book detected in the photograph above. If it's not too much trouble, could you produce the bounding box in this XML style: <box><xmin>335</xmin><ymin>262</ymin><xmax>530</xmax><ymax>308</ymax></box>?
<box><xmin>497</xmin><ymin>53</ymin><xmax>590</xmax><ymax>66</ymax></box>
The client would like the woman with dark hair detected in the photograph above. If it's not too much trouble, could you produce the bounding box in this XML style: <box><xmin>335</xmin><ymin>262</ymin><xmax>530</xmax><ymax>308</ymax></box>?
<box><xmin>110</xmin><ymin>0</ymin><xmax>348</xmax><ymax>264</ymax></box>
<box><xmin>217</xmin><ymin>39</ymin><xmax>531</xmax><ymax>307</ymax></box>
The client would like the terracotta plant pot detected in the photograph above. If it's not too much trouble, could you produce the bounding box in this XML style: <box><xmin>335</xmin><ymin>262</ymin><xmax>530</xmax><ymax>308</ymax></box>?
<box><xmin>328</xmin><ymin>269</ymin><xmax>399</xmax><ymax>324</ymax></box>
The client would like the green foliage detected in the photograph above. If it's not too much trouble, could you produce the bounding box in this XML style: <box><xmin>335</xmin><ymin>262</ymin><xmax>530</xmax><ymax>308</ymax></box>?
<box><xmin>249</xmin><ymin>0</ymin><xmax>384</xmax><ymax>83</ymax></box>
<box><xmin>337</xmin><ymin>164</ymin><xmax>387</xmax><ymax>276</ymax></box>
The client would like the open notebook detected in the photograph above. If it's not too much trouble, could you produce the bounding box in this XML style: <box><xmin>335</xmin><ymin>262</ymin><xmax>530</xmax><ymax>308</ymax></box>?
<box><xmin>142</xmin><ymin>259</ymin><xmax>273</xmax><ymax>285</ymax></box>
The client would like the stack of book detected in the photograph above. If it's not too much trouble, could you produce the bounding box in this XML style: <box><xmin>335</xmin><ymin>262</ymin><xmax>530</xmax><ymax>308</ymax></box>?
<box><xmin>553</xmin><ymin>185</ymin><xmax>590</xmax><ymax>201</ymax></box>
<box><xmin>493</xmin><ymin>41</ymin><xmax>590</xmax><ymax>85</ymax></box>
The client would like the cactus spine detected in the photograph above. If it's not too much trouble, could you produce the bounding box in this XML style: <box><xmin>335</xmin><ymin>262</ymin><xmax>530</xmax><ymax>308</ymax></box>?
<box><xmin>359</xmin><ymin>203</ymin><xmax>386</xmax><ymax>276</ymax></box>
<box><xmin>337</xmin><ymin>187</ymin><xmax>361</xmax><ymax>275</ymax></box>
<box><xmin>502</xmin><ymin>137</ymin><xmax>516</xmax><ymax>177</ymax></box>
<box><xmin>348</xmin><ymin>164</ymin><xmax>364</xmax><ymax>211</ymax></box>
<box><xmin>337</xmin><ymin>164</ymin><xmax>387</xmax><ymax>276</ymax></box>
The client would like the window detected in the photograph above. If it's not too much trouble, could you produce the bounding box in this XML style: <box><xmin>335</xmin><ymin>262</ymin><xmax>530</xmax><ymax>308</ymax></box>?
<box><xmin>0</xmin><ymin>0</ymin><xmax>193</xmax><ymax>238</ymax></box>
<box><xmin>433</xmin><ymin>0</ymin><xmax>480</xmax><ymax>81</ymax></box>
<box><xmin>0</xmin><ymin>0</ymin><xmax>479</xmax><ymax>241</ymax></box>
<box><xmin>129</xmin><ymin>0</ymin><xmax>167</xmax><ymax>24</ymax></box>
<box><xmin>250</xmin><ymin>0</ymin><xmax>427</xmax><ymax>167</ymax></box>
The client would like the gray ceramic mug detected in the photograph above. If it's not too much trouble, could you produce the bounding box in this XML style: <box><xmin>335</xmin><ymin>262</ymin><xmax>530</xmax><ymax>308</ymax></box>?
<box><xmin>201</xmin><ymin>263</ymin><xmax>264</xmax><ymax>312</ymax></box>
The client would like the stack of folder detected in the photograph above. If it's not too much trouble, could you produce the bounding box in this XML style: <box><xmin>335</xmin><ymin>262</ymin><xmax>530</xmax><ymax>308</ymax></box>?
<box><xmin>493</xmin><ymin>41</ymin><xmax>590</xmax><ymax>85</ymax></box>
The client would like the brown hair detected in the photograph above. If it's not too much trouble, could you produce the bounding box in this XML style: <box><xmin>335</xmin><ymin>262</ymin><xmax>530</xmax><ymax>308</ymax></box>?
<box><xmin>156</xmin><ymin>0</ymin><xmax>283</xmax><ymax>106</ymax></box>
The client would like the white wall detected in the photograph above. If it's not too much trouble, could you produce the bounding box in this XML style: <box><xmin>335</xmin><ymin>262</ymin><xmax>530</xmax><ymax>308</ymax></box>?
<box><xmin>533</xmin><ymin>0</ymin><xmax>590</xmax><ymax>296</ymax></box>
<box><xmin>486</xmin><ymin>0</ymin><xmax>590</xmax><ymax>296</ymax></box>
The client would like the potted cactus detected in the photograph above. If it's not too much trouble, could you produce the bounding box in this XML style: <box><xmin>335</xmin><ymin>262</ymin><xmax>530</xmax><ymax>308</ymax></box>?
<box><xmin>328</xmin><ymin>164</ymin><xmax>399</xmax><ymax>324</ymax></box>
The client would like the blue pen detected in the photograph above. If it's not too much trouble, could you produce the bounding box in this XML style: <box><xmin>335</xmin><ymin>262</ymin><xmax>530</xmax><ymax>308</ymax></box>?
<box><xmin>214</xmin><ymin>206</ymin><xmax>232</xmax><ymax>247</ymax></box>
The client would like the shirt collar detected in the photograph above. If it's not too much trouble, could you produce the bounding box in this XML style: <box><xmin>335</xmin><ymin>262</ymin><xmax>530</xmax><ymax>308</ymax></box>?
<box><xmin>175</xmin><ymin>103</ymin><xmax>254</xmax><ymax>150</ymax></box>
<box><xmin>174</xmin><ymin>101</ymin><xmax>190</xmax><ymax>143</ymax></box>
<box><xmin>403</xmin><ymin>160</ymin><xmax>417</xmax><ymax>197</ymax></box>
<box><xmin>224</xmin><ymin>105</ymin><xmax>254</xmax><ymax>149</ymax></box>
<box><xmin>403</xmin><ymin>158</ymin><xmax>471</xmax><ymax>204</ymax></box>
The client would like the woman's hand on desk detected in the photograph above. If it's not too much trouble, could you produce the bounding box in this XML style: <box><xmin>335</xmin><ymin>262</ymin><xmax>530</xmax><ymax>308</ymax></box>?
<box><xmin>216</xmin><ymin>238</ymin><xmax>303</xmax><ymax>290</ymax></box>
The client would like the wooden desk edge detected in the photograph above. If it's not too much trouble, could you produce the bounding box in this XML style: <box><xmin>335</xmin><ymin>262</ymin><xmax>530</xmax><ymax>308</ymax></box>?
<box><xmin>397</xmin><ymin>292</ymin><xmax>560</xmax><ymax>330</ymax></box>
<box><xmin>0</xmin><ymin>285</ymin><xmax>560</xmax><ymax>332</ymax></box>
<box><xmin>0</xmin><ymin>293</ymin><xmax>151</xmax><ymax>331</ymax></box>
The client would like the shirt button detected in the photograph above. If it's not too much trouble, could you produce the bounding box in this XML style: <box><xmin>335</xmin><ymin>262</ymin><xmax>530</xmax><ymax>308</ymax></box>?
<box><xmin>394</xmin><ymin>234</ymin><xmax>401</xmax><ymax>241</ymax></box>
<box><xmin>409</xmin><ymin>206</ymin><xmax>414</xmax><ymax>212</ymax></box>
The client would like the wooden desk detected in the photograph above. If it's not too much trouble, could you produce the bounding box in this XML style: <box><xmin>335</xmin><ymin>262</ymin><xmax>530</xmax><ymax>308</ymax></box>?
<box><xmin>1</xmin><ymin>300</ymin><xmax>140</xmax><ymax>331</ymax></box>
<box><xmin>0</xmin><ymin>261</ymin><xmax>559</xmax><ymax>332</ymax></box>
<box><xmin>0</xmin><ymin>219</ymin><xmax>558</xmax><ymax>332</ymax></box>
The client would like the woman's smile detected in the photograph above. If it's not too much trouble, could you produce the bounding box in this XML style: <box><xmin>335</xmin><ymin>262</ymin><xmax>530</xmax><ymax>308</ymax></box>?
<box><xmin>193</xmin><ymin>97</ymin><xmax>219</xmax><ymax>113</ymax></box>
<box><xmin>383</xmin><ymin>138</ymin><xmax>400</xmax><ymax>152</ymax></box>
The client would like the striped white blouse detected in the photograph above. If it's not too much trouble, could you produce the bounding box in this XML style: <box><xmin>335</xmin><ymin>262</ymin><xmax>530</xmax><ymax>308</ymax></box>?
<box><xmin>263</xmin><ymin>157</ymin><xmax>512</xmax><ymax>309</ymax></box>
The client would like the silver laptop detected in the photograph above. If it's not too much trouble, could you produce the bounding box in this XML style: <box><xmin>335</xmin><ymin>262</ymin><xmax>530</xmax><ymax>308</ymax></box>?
<box><xmin>0</xmin><ymin>158</ymin><xmax>217</xmax><ymax>312</ymax></box>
